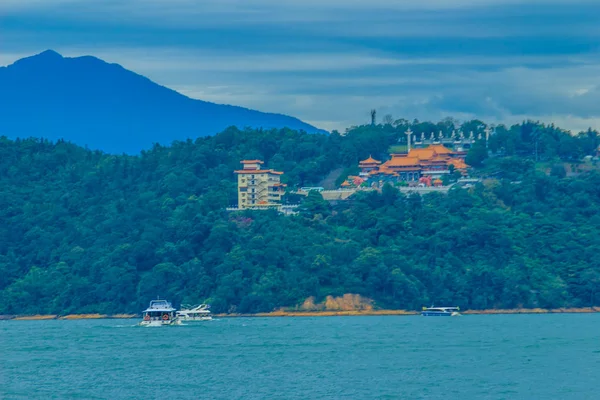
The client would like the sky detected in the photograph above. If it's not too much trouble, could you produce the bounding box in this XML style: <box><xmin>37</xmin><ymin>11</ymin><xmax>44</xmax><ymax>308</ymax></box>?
<box><xmin>1</xmin><ymin>0</ymin><xmax>600</xmax><ymax>132</ymax></box>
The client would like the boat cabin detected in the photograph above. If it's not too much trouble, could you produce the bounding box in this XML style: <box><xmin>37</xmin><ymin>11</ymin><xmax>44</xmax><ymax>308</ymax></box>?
<box><xmin>142</xmin><ymin>299</ymin><xmax>177</xmax><ymax>323</ymax></box>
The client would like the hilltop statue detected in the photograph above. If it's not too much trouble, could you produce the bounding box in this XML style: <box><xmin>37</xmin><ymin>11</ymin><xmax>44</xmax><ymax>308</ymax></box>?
<box><xmin>405</xmin><ymin>128</ymin><xmax>413</xmax><ymax>152</ymax></box>
<box><xmin>485</xmin><ymin>126</ymin><xmax>492</xmax><ymax>148</ymax></box>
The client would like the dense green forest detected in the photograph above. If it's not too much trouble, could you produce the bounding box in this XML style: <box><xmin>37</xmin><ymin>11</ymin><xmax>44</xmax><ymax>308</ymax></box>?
<box><xmin>1</xmin><ymin>118</ymin><xmax>600</xmax><ymax>314</ymax></box>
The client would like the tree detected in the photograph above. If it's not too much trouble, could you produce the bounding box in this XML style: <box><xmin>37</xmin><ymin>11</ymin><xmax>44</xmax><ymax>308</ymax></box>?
<box><xmin>465</xmin><ymin>141</ymin><xmax>488</xmax><ymax>167</ymax></box>
<box><xmin>299</xmin><ymin>191</ymin><xmax>330</xmax><ymax>217</ymax></box>
<box><xmin>550</xmin><ymin>164</ymin><xmax>566</xmax><ymax>178</ymax></box>
<box><xmin>382</xmin><ymin>114</ymin><xmax>394</xmax><ymax>126</ymax></box>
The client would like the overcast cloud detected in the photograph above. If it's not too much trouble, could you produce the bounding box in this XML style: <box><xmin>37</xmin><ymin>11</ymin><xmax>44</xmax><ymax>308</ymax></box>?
<box><xmin>1</xmin><ymin>0</ymin><xmax>599</xmax><ymax>132</ymax></box>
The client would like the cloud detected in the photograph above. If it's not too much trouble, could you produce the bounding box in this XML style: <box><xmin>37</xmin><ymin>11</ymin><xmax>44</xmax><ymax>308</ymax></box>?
<box><xmin>1</xmin><ymin>0</ymin><xmax>600</xmax><ymax>132</ymax></box>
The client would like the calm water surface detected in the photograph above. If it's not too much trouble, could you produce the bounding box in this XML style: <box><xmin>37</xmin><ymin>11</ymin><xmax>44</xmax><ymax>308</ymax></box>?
<box><xmin>1</xmin><ymin>314</ymin><xmax>599</xmax><ymax>399</ymax></box>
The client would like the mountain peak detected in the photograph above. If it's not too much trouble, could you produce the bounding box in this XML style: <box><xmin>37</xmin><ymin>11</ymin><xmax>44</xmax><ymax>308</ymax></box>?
<box><xmin>9</xmin><ymin>49</ymin><xmax>64</xmax><ymax>69</ymax></box>
<box><xmin>0</xmin><ymin>51</ymin><xmax>327</xmax><ymax>154</ymax></box>
<box><xmin>37</xmin><ymin>49</ymin><xmax>63</xmax><ymax>59</ymax></box>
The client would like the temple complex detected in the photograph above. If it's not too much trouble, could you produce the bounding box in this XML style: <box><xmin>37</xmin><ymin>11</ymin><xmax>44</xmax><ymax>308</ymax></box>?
<box><xmin>234</xmin><ymin>160</ymin><xmax>286</xmax><ymax>209</ymax></box>
<box><xmin>342</xmin><ymin>144</ymin><xmax>469</xmax><ymax>188</ymax></box>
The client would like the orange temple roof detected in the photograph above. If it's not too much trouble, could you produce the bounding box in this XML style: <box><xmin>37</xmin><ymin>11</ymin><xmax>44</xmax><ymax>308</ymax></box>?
<box><xmin>428</xmin><ymin>145</ymin><xmax>453</xmax><ymax>155</ymax></box>
<box><xmin>384</xmin><ymin>157</ymin><xmax>421</xmax><ymax>167</ymax></box>
<box><xmin>449</xmin><ymin>159</ymin><xmax>468</xmax><ymax>169</ymax></box>
<box><xmin>359</xmin><ymin>155</ymin><xmax>381</xmax><ymax>165</ymax></box>
<box><xmin>407</xmin><ymin>148</ymin><xmax>436</xmax><ymax>160</ymax></box>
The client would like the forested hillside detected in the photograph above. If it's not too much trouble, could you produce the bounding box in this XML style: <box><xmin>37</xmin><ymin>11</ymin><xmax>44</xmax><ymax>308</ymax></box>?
<box><xmin>1</xmin><ymin>119</ymin><xmax>600</xmax><ymax>315</ymax></box>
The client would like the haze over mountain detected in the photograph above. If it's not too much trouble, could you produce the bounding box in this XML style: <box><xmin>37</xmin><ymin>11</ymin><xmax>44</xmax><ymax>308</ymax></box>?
<box><xmin>0</xmin><ymin>50</ymin><xmax>326</xmax><ymax>154</ymax></box>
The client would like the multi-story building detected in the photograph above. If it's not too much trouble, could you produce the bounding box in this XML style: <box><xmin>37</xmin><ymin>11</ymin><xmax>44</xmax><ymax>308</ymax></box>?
<box><xmin>234</xmin><ymin>160</ymin><xmax>286</xmax><ymax>209</ymax></box>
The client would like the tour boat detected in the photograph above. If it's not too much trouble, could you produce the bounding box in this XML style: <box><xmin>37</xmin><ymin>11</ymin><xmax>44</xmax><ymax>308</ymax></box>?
<box><xmin>176</xmin><ymin>304</ymin><xmax>212</xmax><ymax>322</ymax></box>
<box><xmin>421</xmin><ymin>306</ymin><xmax>461</xmax><ymax>317</ymax></box>
<box><xmin>139</xmin><ymin>298</ymin><xmax>180</xmax><ymax>326</ymax></box>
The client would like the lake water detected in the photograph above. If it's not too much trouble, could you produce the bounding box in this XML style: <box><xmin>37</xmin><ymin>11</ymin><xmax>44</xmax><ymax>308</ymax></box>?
<box><xmin>1</xmin><ymin>314</ymin><xmax>599</xmax><ymax>399</ymax></box>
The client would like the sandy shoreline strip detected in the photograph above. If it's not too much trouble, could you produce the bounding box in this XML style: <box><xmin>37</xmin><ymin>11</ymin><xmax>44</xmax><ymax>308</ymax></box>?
<box><xmin>220</xmin><ymin>307</ymin><xmax>600</xmax><ymax>317</ymax></box>
<box><xmin>3</xmin><ymin>307</ymin><xmax>599</xmax><ymax>321</ymax></box>
<box><xmin>6</xmin><ymin>314</ymin><xmax>138</xmax><ymax>321</ymax></box>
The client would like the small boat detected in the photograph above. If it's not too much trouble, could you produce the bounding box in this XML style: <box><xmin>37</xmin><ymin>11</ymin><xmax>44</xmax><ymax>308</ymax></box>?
<box><xmin>139</xmin><ymin>298</ymin><xmax>180</xmax><ymax>326</ymax></box>
<box><xmin>421</xmin><ymin>306</ymin><xmax>461</xmax><ymax>317</ymax></box>
<box><xmin>177</xmin><ymin>304</ymin><xmax>212</xmax><ymax>322</ymax></box>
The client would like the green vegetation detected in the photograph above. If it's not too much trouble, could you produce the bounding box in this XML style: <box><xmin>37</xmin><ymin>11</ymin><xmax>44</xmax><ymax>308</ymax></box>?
<box><xmin>1</xmin><ymin>119</ymin><xmax>599</xmax><ymax>315</ymax></box>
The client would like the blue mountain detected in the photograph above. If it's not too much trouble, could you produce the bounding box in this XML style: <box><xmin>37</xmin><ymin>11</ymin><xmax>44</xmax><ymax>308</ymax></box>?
<box><xmin>0</xmin><ymin>50</ymin><xmax>326</xmax><ymax>154</ymax></box>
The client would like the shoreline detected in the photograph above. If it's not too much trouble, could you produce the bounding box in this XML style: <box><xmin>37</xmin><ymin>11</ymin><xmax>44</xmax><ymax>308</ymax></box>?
<box><xmin>2</xmin><ymin>307</ymin><xmax>600</xmax><ymax>321</ymax></box>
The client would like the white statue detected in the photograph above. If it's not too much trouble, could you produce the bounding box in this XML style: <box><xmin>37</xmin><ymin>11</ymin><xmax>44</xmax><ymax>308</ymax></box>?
<box><xmin>405</xmin><ymin>128</ymin><xmax>413</xmax><ymax>152</ymax></box>
<box><xmin>484</xmin><ymin>126</ymin><xmax>492</xmax><ymax>148</ymax></box>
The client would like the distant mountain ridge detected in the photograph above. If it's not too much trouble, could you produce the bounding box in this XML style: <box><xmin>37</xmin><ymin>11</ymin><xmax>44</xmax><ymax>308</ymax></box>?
<box><xmin>0</xmin><ymin>50</ymin><xmax>326</xmax><ymax>154</ymax></box>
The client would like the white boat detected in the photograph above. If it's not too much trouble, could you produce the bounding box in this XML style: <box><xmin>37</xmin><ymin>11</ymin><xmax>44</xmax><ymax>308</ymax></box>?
<box><xmin>139</xmin><ymin>298</ymin><xmax>181</xmax><ymax>326</ymax></box>
<box><xmin>176</xmin><ymin>304</ymin><xmax>212</xmax><ymax>322</ymax></box>
<box><xmin>421</xmin><ymin>306</ymin><xmax>461</xmax><ymax>317</ymax></box>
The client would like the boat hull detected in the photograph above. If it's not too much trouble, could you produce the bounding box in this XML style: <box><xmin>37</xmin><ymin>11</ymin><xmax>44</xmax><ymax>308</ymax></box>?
<box><xmin>139</xmin><ymin>319</ymin><xmax>181</xmax><ymax>327</ymax></box>
<box><xmin>178</xmin><ymin>317</ymin><xmax>212</xmax><ymax>322</ymax></box>
<box><xmin>421</xmin><ymin>312</ymin><xmax>460</xmax><ymax>317</ymax></box>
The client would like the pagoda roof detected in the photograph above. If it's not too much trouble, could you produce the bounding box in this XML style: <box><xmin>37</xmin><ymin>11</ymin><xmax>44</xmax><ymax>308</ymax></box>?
<box><xmin>359</xmin><ymin>155</ymin><xmax>381</xmax><ymax>165</ymax></box>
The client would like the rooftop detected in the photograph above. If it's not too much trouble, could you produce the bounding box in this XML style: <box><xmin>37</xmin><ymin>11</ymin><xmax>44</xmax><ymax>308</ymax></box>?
<box><xmin>241</xmin><ymin>160</ymin><xmax>264</xmax><ymax>164</ymax></box>
<box><xmin>384</xmin><ymin>156</ymin><xmax>421</xmax><ymax>167</ymax></box>
<box><xmin>359</xmin><ymin>155</ymin><xmax>381</xmax><ymax>165</ymax></box>
<box><xmin>234</xmin><ymin>169</ymin><xmax>284</xmax><ymax>175</ymax></box>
